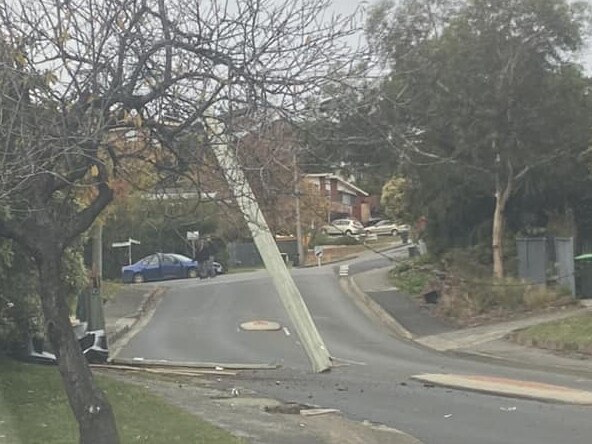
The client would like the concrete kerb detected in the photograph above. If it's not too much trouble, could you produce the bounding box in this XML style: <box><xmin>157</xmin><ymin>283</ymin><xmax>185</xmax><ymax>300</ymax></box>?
<box><xmin>301</xmin><ymin>241</ymin><xmax>407</xmax><ymax>268</ymax></box>
<box><xmin>411</xmin><ymin>373</ymin><xmax>592</xmax><ymax>406</ymax></box>
<box><xmin>349</xmin><ymin>266</ymin><xmax>592</xmax><ymax>378</ymax></box>
<box><xmin>341</xmin><ymin>275</ymin><xmax>413</xmax><ymax>341</ymax></box>
<box><xmin>106</xmin><ymin>286</ymin><xmax>166</xmax><ymax>350</ymax></box>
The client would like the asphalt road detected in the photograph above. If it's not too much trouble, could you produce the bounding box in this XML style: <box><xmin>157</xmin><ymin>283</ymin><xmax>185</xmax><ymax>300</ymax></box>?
<box><xmin>119</xmin><ymin>249</ymin><xmax>592</xmax><ymax>444</ymax></box>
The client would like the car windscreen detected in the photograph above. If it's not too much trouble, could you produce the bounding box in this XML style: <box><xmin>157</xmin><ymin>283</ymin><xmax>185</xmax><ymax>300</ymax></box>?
<box><xmin>170</xmin><ymin>254</ymin><xmax>193</xmax><ymax>262</ymax></box>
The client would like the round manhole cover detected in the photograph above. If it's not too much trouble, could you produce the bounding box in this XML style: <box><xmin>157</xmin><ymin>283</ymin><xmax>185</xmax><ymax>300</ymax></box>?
<box><xmin>240</xmin><ymin>320</ymin><xmax>282</xmax><ymax>331</ymax></box>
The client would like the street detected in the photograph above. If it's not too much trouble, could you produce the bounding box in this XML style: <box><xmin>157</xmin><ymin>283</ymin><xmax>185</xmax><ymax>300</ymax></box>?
<box><xmin>118</xmin><ymin>250</ymin><xmax>592</xmax><ymax>444</ymax></box>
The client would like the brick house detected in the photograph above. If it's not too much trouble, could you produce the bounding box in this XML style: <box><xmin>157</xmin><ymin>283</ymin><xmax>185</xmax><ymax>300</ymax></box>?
<box><xmin>303</xmin><ymin>173</ymin><xmax>372</xmax><ymax>223</ymax></box>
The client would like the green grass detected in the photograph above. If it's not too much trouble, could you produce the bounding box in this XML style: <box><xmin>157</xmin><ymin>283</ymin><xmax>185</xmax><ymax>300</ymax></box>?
<box><xmin>226</xmin><ymin>266</ymin><xmax>264</xmax><ymax>274</ymax></box>
<box><xmin>102</xmin><ymin>279</ymin><xmax>124</xmax><ymax>302</ymax></box>
<box><xmin>390</xmin><ymin>268</ymin><xmax>432</xmax><ymax>296</ymax></box>
<box><xmin>0</xmin><ymin>358</ymin><xmax>241</xmax><ymax>444</ymax></box>
<box><xmin>516</xmin><ymin>313</ymin><xmax>592</xmax><ymax>348</ymax></box>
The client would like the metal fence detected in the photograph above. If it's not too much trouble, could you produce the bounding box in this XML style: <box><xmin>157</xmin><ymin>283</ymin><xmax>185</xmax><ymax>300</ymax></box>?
<box><xmin>227</xmin><ymin>239</ymin><xmax>299</xmax><ymax>267</ymax></box>
<box><xmin>516</xmin><ymin>237</ymin><xmax>575</xmax><ymax>296</ymax></box>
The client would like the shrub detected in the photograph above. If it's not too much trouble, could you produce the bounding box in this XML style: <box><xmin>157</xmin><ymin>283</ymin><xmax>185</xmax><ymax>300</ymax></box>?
<box><xmin>308</xmin><ymin>232</ymin><xmax>361</xmax><ymax>248</ymax></box>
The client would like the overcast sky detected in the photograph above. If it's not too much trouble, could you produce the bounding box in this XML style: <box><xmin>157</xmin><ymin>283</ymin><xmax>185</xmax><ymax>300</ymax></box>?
<box><xmin>325</xmin><ymin>0</ymin><xmax>592</xmax><ymax>70</ymax></box>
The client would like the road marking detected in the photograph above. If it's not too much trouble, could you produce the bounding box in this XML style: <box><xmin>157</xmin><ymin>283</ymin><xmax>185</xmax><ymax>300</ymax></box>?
<box><xmin>411</xmin><ymin>373</ymin><xmax>592</xmax><ymax>405</ymax></box>
<box><xmin>331</xmin><ymin>356</ymin><xmax>367</xmax><ymax>366</ymax></box>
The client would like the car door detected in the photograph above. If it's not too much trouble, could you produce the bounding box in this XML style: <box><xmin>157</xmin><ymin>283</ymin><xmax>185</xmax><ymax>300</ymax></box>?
<box><xmin>161</xmin><ymin>254</ymin><xmax>182</xmax><ymax>279</ymax></box>
<box><xmin>379</xmin><ymin>221</ymin><xmax>394</xmax><ymax>235</ymax></box>
<box><xmin>142</xmin><ymin>255</ymin><xmax>162</xmax><ymax>281</ymax></box>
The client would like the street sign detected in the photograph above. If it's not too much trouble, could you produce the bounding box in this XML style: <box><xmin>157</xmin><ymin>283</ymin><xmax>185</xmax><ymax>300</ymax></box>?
<box><xmin>314</xmin><ymin>246</ymin><xmax>324</xmax><ymax>258</ymax></box>
<box><xmin>111</xmin><ymin>238</ymin><xmax>140</xmax><ymax>248</ymax></box>
<box><xmin>186</xmin><ymin>231</ymin><xmax>200</xmax><ymax>240</ymax></box>
<box><xmin>111</xmin><ymin>238</ymin><xmax>141</xmax><ymax>265</ymax></box>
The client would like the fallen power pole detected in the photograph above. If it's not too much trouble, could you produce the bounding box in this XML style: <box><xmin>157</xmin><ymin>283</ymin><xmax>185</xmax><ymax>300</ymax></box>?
<box><xmin>209</xmin><ymin>121</ymin><xmax>332</xmax><ymax>373</ymax></box>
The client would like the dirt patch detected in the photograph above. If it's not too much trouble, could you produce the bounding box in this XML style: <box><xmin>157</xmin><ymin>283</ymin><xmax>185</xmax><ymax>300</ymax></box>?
<box><xmin>97</xmin><ymin>370</ymin><xmax>421</xmax><ymax>444</ymax></box>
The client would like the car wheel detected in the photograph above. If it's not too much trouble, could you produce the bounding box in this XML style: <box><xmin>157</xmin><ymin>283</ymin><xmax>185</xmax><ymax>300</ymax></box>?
<box><xmin>391</xmin><ymin>229</ymin><xmax>398</xmax><ymax>236</ymax></box>
<box><xmin>345</xmin><ymin>230</ymin><xmax>352</xmax><ymax>236</ymax></box>
<box><xmin>132</xmin><ymin>273</ymin><xmax>145</xmax><ymax>284</ymax></box>
<box><xmin>187</xmin><ymin>268</ymin><xmax>198</xmax><ymax>279</ymax></box>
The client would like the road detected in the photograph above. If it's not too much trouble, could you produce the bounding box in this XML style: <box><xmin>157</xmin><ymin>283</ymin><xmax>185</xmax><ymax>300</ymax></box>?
<box><xmin>118</xmin><ymin>249</ymin><xmax>592</xmax><ymax>444</ymax></box>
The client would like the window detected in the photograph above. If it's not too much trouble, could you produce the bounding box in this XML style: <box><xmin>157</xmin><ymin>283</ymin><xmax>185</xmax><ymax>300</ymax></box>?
<box><xmin>142</xmin><ymin>255</ymin><xmax>159</xmax><ymax>266</ymax></box>
<box><xmin>341</xmin><ymin>194</ymin><xmax>354</xmax><ymax>206</ymax></box>
<box><xmin>162</xmin><ymin>255</ymin><xmax>178</xmax><ymax>265</ymax></box>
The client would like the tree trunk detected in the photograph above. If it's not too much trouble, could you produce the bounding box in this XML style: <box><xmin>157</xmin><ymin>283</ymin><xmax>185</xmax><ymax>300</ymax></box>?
<box><xmin>37</xmin><ymin>250</ymin><xmax>119</xmax><ymax>444</ymax></box>
<box><xmin>492</xmin><ymin>180</ymin><xmax>511</xmax><ymax>279</ymax></box>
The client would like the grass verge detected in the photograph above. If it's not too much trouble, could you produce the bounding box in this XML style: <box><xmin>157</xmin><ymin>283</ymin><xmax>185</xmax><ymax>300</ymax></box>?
<box><xmin>389</xmin><ymin>266</ymin><xmax>432</xmax><ymax>296</ymax></box>
<box><xmin>511</xmin><ymin>313</ymin><xmax>592</xmax><ymax>353</ymax></box>
<box><xmin>102</xmin><ymin>279</ymin><xmax>124</xmax><ymax>302</ymax></box>
<box><xmin>389</xmin><ymin>249</ymin><xmax>576</xmax><ymax>327</ymax></box>
<box><xmin>0</xmin><ymin>358</ymin><xmax>242</xmax><ymax>444</ymax></box>
<box><xmin>389</xmin><ymin>255</ymin><xmax>433</xmax><ymax>296</ymax></box>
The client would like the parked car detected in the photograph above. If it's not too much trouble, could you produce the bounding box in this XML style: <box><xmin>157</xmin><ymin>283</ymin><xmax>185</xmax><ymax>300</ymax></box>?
<box><xmin>364</xmin><ymin>220</ymin><xmax>410</xmax><ymax>236</ymax></box>
<box><xmin>320</xmin><ymin>218</ymin><xmax>365</xmax><ymax>236</ymax></box>
<box><xmin>122</xmin><ymin>253</ymin><xmax>198</xmax><ymax>284</ymax></box>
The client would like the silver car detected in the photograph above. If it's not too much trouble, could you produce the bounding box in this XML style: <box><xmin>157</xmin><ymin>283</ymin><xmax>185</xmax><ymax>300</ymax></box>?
<box><xmin>364</xmin><ymin>220</ymin><xmax>409</xmax><ymax>236</ymax></box>
<box><xmin>321</xmin><ymin>219</ymin><xmax>365</xmax><ymax>236</ymax></box>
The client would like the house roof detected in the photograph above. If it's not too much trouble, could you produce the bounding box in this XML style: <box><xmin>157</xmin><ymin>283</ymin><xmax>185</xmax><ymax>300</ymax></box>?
<box><xmin>304</xmin><ymin>173</ymin><xmax>369</xmax><ymax>197</ymax></box>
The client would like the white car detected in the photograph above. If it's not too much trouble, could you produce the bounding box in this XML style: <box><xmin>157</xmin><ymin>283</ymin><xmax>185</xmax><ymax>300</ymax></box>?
<box><xmin>321</xmin><ymin>219</ymin><xmax>364</xmax><ymax>236</ymax></box>
<box><xmin>364</xmin><ymin>220</ymin><xmax>409</xmax><ymax>236</ymax></box>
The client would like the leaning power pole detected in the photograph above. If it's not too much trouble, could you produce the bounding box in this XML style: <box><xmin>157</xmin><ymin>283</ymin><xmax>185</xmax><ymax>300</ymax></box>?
<box><xmin>209</xmin><ymin>120</ymin><xmax>331</xmax><ymax>373</ymax></box>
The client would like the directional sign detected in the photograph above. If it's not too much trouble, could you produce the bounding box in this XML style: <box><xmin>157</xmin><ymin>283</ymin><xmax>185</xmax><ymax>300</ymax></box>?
<box><xmin>186</xmin><ymin>231</ymin><xmax>200</xmax><ymax>240</ymax></box>
<box><xmin>111</xmin><ymin>238</ymin><xmax>141</xmax><ymax>248</ymax></box>
<box><xmin>111</xmin><ymin>238</ymin><xmax>141</xmax><ymax>265</ymax></box>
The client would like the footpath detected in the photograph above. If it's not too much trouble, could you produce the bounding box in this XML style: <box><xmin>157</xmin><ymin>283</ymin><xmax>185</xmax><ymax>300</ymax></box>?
<box><xmin>351</xmin><ymin>265</ymin><xmax>592</xmax><ymax>387</ymax></box>
<box><xmin>102</xmin><ymin>281</ymin><xmax>422</xmax><ymax>444</ymax></box>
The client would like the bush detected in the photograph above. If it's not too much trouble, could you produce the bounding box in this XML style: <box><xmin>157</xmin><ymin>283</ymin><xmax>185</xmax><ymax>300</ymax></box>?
<box><xmin>308</xmin><ymin>232</ymin><xmax>361</xmax><ymax>248</ymax></box>
<box><xmin>1</xmin><ymin>239</ymin><xmax>87</xmax><ymax>351</ymax></box>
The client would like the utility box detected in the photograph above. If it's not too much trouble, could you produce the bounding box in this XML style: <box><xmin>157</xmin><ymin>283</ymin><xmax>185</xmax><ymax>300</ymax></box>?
<box><xmin>575</xmin><ymin>254</ymin><xmax>592</xmax><ymax>299</ymax></box>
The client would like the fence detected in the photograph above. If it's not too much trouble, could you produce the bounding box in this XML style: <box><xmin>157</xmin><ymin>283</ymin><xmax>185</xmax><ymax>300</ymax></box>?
<box><xmin>516</xmin><ymin>237</ymin><xmax>575</xmax><ymax>296</ymax></box>
<box><xmin>227</xmin><ymin>239</ymin><xmax>299</xmax><ymax>267</ymax></box>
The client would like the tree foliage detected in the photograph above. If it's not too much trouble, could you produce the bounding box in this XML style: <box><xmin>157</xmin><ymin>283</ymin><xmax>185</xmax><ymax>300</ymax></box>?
<box><xmin>367</xmin><ymin>0</ymin><xmax>592</xmax><ymax>272</ymax></box>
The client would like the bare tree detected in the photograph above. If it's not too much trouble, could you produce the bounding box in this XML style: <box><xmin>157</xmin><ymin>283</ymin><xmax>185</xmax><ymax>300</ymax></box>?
<box><xmin>0</xmin><ymin>0</ymin><xmax>364</xmax><ymax>442</ymax></box>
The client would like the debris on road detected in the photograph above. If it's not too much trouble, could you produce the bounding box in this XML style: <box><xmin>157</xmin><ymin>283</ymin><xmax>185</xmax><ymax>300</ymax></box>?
<box><xmin>264</xmin><ymin>402</ymin><xmax>313</xmax><ymax>414</ymax></box>
<box><xmin>90</xmin><ymin>363</ymin><xmax>237</xmax><ymax>377</ymax></box>
<box><xmin>500</xmin><ymin>406</ymin><xmax>517</xmax><ymax>412</ymax></box>
<box><xmin>443</xmin><ymin>414</ymin><xmax>453</xmax><ymax>419</ymax></box>
<box><xmin>300</xmin><ymin>408</ymin><xmax>340</xmax><ymax>417</ymax></box>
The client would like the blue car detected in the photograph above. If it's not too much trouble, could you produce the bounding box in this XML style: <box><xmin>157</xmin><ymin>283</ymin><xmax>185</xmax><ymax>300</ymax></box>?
<box><xmin>122</xmin><ymin>253</ymin><xmax>198</xmax><ymax>284</ymax></box>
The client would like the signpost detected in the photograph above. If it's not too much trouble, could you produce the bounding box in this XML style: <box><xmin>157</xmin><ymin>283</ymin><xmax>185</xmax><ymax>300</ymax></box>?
<box><xmin>186</xmin><ymin>231</ymin><xmax>200</xmax><ymax>258</ymax></box>
<box><xmin>111</xmin><ymin>238</ymin><xmax>141</xmax><ymax>265</ymax></box>
<box><xmin>314</xmin><ymin>245</ymin><xmax>324</xmax><ymax>268</ymax></box>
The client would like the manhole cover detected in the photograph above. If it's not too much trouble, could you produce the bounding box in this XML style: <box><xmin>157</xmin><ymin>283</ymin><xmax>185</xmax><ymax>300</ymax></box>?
<box><xmin>240</xmin><ymin>320</ymin><xmax>282</xmax><ymax>331</ymax></box>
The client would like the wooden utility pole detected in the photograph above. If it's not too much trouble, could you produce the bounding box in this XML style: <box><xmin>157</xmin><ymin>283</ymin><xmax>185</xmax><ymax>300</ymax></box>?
<box><xmin>294</xmin><ymin>152</ymin><xmax>305</xmax><ymax>267</ymax></box>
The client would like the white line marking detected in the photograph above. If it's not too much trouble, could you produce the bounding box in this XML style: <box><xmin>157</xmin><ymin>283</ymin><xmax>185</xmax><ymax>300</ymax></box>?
<box><xmin>331</xmin><ymin>356</ymin><xmax>367</xmax><ymax>366</ymax></box>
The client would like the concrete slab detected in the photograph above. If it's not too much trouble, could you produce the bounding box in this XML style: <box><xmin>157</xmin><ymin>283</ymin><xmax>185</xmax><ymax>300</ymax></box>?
<box><xmin>415</xmin><ymin>307</ymin><xmax>588</xmax><ymax>352</ymax></box>
<box><xmin>411</xmin><ymin>373</ymin><xmax>592</xmax><ymax>405</ymax></box>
